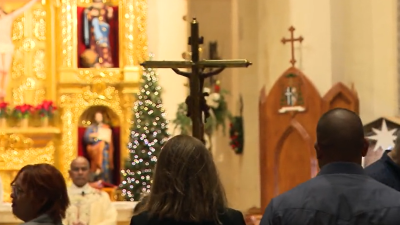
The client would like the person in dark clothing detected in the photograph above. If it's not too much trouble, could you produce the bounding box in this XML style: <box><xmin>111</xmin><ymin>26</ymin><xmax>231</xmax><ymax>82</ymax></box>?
<box><xmin>260</xmin><ymin>108</ymin><xmax>400</xmax><ymax>225</ymax></box>
<box><xmin>130</xmin><ymin>135</ymin><xmax>246</xmax><ymax>225</ymax></box>
<box><xmin>365</xmin><ymin>131</ymin><xmax>400</xmax><ymax>191</ymax></box>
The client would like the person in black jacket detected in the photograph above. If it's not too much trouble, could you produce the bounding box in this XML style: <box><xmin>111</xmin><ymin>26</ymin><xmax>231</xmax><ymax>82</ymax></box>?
<box><xmin>261</xmin><ymin>108</ymin><xmax>400</xmax><ymax>225</ymax></box>
<box><xmin>130</xmin><ymin>135</ymin><xmax>246</xmax><ymax>225</ymax></box>
<box><xmin>365</xmin><ymin>130</ymin><xmax>400</xmax><ymax>191</ymax></box>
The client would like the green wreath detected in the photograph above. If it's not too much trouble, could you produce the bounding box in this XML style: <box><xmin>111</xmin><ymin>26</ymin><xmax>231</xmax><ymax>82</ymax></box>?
<box><xmin>229</xmin><ymin>116</ymin><xmax>244</xmax><ymax>154</ymax></box>
<box><xmin>229</xmin><ymin>96</ymin><xmax>244</xmax><ymax>154</ymax></box>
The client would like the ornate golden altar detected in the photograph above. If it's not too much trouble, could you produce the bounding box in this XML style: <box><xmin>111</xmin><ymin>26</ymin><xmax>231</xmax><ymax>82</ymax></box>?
<box><xmin>0</xmin><ymin>0</ymin><xmax>147</xmax><ymax>202</ymax></box>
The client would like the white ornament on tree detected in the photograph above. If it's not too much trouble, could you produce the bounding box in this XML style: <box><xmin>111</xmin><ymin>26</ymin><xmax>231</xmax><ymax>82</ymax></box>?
<box><xmin>367</xmin><ymin>119</ymin><xmax>397</xmax><ymax>152</ymax></box>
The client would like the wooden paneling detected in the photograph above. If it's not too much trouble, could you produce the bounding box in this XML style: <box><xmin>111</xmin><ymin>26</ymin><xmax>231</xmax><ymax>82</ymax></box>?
<box><xmin>322</xmin><ymin>82</ymin><xmax>359</xmax><ymax>114</ymax></box>
<box><xmin>275</xmin><ymin>121</ymin><xmax>313</xmax><ymax>194</ymax></box>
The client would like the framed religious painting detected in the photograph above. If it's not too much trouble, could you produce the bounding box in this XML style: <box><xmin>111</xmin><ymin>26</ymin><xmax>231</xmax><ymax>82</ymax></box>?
<box><xmin>76</xmin><ymin>0</ymin><xmax>119</xmax><ymax>68</ymax></box>
<box><xmin>56</xmin><ymin>0</ymin><xmax>147</xmax><ymax>71</ymax></box>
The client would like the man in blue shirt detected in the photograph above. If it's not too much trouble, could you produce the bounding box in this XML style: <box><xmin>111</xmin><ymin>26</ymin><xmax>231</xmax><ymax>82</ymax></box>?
<box><xmin>365</xmin><ymin>132</ymin><xmax>400</xmax><ymax>191</ymax></box>
<box><xmin>260</xmin><ymin>108</ymin><xmax>400</xmax><ymax>225</ymax></box>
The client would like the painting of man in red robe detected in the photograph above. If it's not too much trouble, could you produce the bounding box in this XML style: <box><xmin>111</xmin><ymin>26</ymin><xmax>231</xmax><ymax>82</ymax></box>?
<box><xmin>77</xmin><ymin>0</ymin><xmax>119</xmax><ymax>68</ymax></box>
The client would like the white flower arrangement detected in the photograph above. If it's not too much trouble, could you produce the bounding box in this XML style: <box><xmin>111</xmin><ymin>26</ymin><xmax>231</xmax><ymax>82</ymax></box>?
<box><xmin>204</xmin><ymin>87</ymin><xmax>221</xmax><ymax>109</ymax></box>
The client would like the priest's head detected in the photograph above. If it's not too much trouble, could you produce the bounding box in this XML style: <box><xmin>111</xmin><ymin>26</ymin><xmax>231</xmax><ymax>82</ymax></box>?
<box><xmin>315</xmin><ymin>108</ymin><xmax>368</xmax><ymax>167</ymax></box>
<box><xmin>10</xmin><ymin>164</ymin><xmax>69</xmax><ymax>223</ymax></box>
<box><xmin>69</xmin><ymin>156</ymin><xmax>90</xmax><ymax>187</ymax></box>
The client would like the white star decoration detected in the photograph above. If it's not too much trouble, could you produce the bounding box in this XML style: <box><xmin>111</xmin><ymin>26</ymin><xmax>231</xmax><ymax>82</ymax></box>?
<box><xmin>367</xmin><ymin>119</ymin><xmax>397</xmax><ymax>152</ymax></box>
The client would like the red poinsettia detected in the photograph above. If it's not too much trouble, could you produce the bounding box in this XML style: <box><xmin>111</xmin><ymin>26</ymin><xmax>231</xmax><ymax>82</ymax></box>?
<box><xmin>0</xmin><ymin>102</ymin><xmax>9</xmax><ymax>118</ymax></box>
<box><xmin>35</xmin><ymin>100</ymin><xmax>57</xmax><ymax>118</ymax></box>
<box><xmin>13</xmin><ymin>104</ymin><xmax>34</xmax><ymax>119</ymax></box>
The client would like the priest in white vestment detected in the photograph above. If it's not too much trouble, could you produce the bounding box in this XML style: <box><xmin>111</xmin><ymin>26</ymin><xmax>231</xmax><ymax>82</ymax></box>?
<box><xmin>63</xmin><ymin>156</ymin><xmax>117</xmax><ymax>225</ymax></box>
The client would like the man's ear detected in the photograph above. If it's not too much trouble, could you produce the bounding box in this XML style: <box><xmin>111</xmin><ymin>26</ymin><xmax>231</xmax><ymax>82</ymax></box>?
<box><xmin>362</xmin><ymin>138</ymin><xmax>369</xmax><ymax>157</ymax></box>
<box><xmin>315</xmin><ymin>143</ymin><xmax>322</xmax><ymax>159</ymax></box>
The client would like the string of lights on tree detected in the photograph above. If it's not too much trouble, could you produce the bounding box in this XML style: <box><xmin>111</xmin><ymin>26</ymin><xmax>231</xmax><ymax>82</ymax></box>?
<box><xmin>119</xmin><ymin>54</ymin><xmax>169</xmax><ymax>201</ymax></box>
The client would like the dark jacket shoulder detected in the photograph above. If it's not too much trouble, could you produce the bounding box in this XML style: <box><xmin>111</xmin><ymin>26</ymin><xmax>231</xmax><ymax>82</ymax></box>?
<box><xmin>364</xmin><ymin>160</ymin><xmax>393</xmax><ymax>184</ymax></box>
<box><xmin>365</xmin><ymin>153</ymin><xmax>400</xmax><ymax>191</ymax></box>
<box><xmin>273</xmin><ymin>174</ymin><xmax>400</xmax><ymax>209</ymax></box>
<box><xmin>264</xmin><ymin>174</ymin><xmax>400</xmax><ymax>225</ymax></box>
<box><xmin>130</xmin><ymin>208</ymin><xmax>245</xmax><ymax>225</ymax></box>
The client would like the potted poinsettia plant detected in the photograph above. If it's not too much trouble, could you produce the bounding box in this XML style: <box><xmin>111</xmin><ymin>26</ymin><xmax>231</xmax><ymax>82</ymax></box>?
<box><xmin>0</xmin><ymin>102</ymin><xmax>9</xmax><ymax>128</ymax></box>
<box><xmin>35</xmin><ymin>100</ymin><xmax>57</xmax><ymax>127</ymax></box>
<box><xmin>13</xmin><ymin>104</ymin><xmax>34</xmax><ymax>128</ymax></box>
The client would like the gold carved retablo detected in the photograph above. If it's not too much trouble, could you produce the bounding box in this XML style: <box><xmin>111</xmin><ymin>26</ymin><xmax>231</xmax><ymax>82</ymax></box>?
<box><xmin>0</xmin><ymin>0</ymin><xmax>145</xmax><ymax>202</ymax></box>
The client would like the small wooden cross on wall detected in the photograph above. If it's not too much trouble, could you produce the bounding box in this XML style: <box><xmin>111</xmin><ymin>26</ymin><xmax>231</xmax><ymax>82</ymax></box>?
<box><xmin>141</xmin><ymin>18</ymin><xmax>252</xmax><ymax>142</ymax></box>
<box><xmin>281</xmin><ymin>26</ymin><xmax>304</xmax><ymax>67</ymax></box>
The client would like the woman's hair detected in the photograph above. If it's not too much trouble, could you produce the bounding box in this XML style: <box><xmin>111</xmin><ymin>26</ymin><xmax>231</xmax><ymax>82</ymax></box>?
<box><xmin>142</xmin><ymin>135</ymin><xmax>227</xmax><ymax>223</ymax></box>
<box><xmin>11</xmin><ymin>164</ymin><xmax>70</xmax><ymax>222</ymax></box>
<box><xmin>133</xmin><ymin>194</ymin><xmax>149</xmax><ymax>214</ymax></box>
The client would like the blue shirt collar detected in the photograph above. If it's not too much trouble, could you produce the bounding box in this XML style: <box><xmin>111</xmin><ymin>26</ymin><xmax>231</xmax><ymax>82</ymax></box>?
<box><xmin>318</xmin><ymin>162</ymin><xmax>365</xmax><ymax>176</ymax></box>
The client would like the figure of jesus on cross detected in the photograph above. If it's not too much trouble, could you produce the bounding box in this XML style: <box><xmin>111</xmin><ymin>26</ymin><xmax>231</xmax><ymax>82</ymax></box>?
<box><xmin>141</xmin><ymin>18</ymin><xmax>252</xmax><ymax>142</ymax></box>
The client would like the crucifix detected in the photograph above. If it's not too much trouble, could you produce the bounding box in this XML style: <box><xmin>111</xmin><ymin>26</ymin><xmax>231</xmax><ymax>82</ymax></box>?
<box><xmin>281</xmin><ymin>26</ymin><xmax>303</xmax><ymax>67</ymax></box>
<box><xmin>141</xmin><ymin>18</ymin><xmax>252</xmax><ymax>142</ymax></box>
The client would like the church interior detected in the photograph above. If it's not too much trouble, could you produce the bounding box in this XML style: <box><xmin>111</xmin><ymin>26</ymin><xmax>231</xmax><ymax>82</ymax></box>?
<box><xmin>0</xmin><ymin>0</ymin><xmax>399</xmax><ymax>224</ymax></box>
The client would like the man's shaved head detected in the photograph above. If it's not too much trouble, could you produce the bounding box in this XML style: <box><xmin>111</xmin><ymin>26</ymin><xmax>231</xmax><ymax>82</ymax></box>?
<box><xmin>316</xmin><ymin>108</ymin><xmax>368</xmax><ymax>166</ymax></box>
<box><xmin>69</xmin><ymin>156</ymin><xmax>90</xmax><ymax>187</ymax></box>
<box><xmin>70</xmin><ymin>156</ymin><xmax>89</xmax><ymax>169</ymax></box>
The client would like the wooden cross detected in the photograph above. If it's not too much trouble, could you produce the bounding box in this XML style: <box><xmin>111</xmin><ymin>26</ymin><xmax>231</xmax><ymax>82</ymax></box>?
<box><xmin>281</xmin><ymin>26</ymin><xmax>303</xmax><ymax>67</ymax></box>
<box><xmin>141</xmin><ymin>18</ymin><xmax>252</xmax><ymax>142</ymax></box>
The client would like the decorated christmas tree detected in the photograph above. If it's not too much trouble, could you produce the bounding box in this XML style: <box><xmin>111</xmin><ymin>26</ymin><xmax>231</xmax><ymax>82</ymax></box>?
<box><xmin>119</xmin><ymin>63</ymin><xmax>169</xmax><ymax>201</ymax></box>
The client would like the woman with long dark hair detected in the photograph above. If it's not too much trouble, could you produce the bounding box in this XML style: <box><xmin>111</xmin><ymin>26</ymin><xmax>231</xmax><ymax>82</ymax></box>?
<box><xmin>130</xmin><ymin>135</ymin><xmax>246</xmax><ymax>225</ymax></box>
